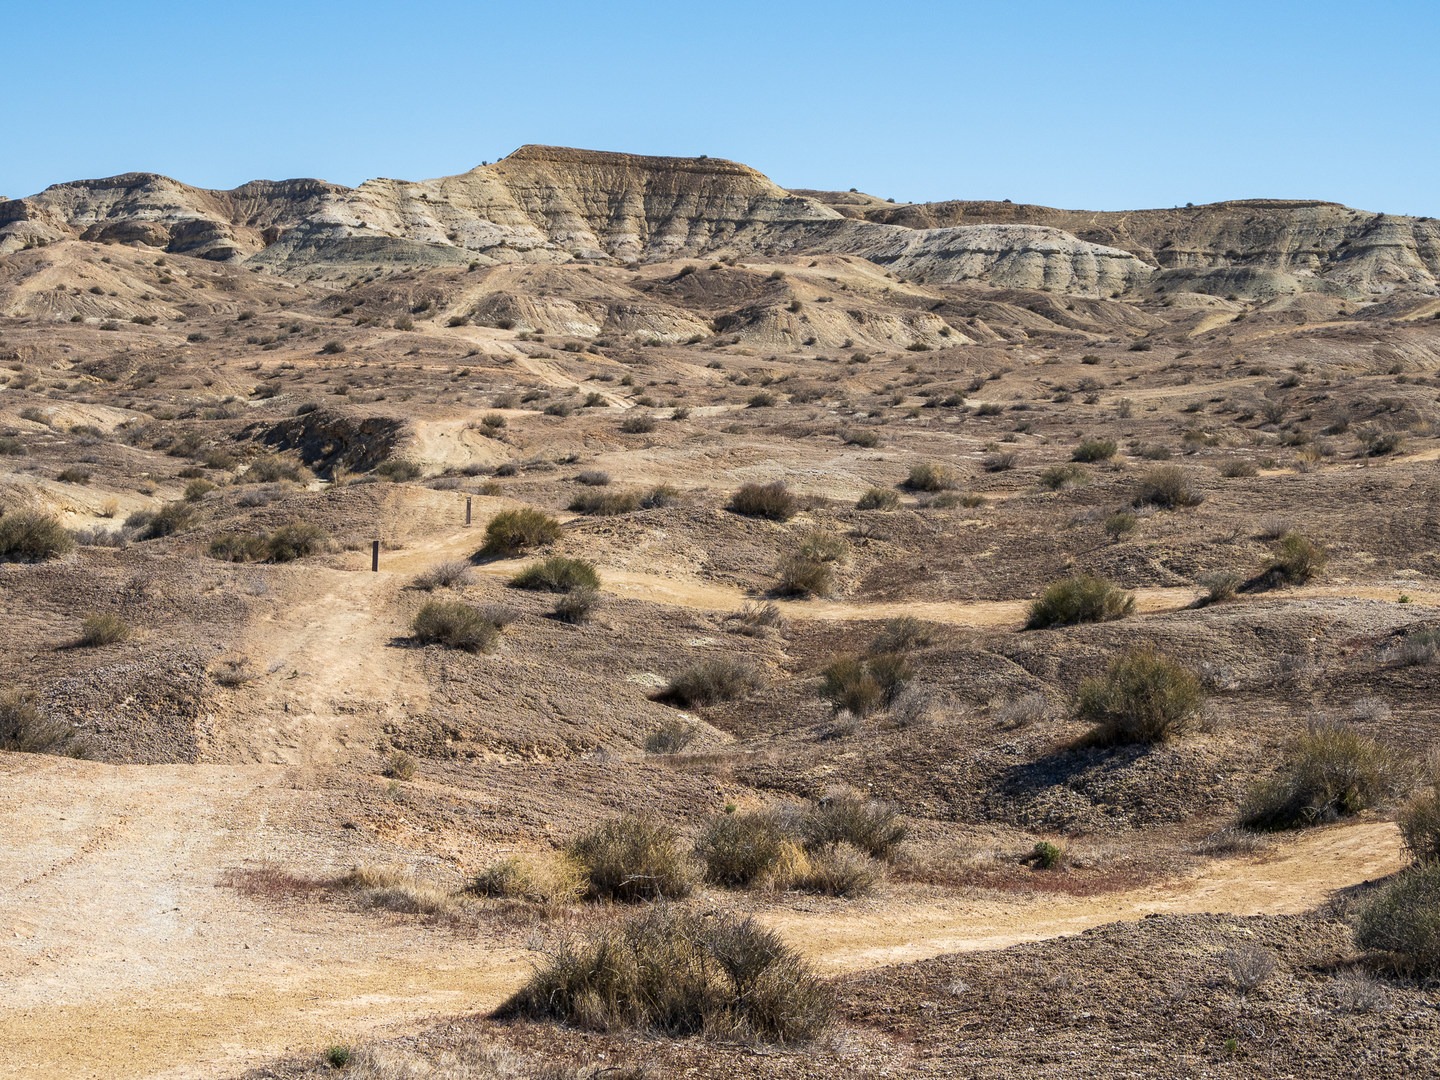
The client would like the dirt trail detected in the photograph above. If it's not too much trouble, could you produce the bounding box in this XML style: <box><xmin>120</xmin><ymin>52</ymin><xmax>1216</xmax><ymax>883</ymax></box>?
<box><xmin>0</xmin><ymin>755</ymin><xmax>527</xmax><ymax>1080</ymax></box>
<box><xmin>768</xmin><ymin>821</ymin><xmax>1405</xmax><ymax>973</ymax></box>
<box><xmin>0</xmin><ymin>752</ymin><xmax>1405</xmax><ymax>1079</ymax></box>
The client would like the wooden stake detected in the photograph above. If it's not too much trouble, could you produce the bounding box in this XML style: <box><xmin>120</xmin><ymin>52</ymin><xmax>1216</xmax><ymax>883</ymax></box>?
<box><xmin>371</xmin><ymin>539</ymin><xmax>380</xmax><ymax>572</ymax></box>
<box><xmin>465</xmin><ymin>496</ymin><xmax>473</xmax><ymax>526</ymax></box>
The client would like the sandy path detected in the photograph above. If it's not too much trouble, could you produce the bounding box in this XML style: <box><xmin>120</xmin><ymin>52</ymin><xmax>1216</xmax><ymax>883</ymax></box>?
<box><xmin>0</xmin><ymin>751</ymin><xmax>1405</xmax><ymax>1079</ymax></box>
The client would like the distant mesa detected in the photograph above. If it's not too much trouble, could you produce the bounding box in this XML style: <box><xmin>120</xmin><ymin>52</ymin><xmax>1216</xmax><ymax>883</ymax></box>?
<box><xmin>2</xmin><ymin>145</ymin><xmax>1438</xmax><ymax>300</ymax></box>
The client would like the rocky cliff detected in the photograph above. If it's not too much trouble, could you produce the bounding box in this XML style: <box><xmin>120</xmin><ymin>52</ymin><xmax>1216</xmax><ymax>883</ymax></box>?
<box><xmin>4</xmin><ymin>147</ymin><xmax>1436</xmax><ymax>299</ymax></box>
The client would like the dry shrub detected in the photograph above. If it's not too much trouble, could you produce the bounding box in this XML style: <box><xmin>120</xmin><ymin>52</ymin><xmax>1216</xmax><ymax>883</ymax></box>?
<box><xmin>666</xmin><ymin>657</ymin><xmax>762</xmax><ymax>706</ymax></box>
<box><xmin>1198</xmin><ymin>570</ymin><xmax>1242</xmax><ymax>605</ymax></box>
<box><xmin>1133</xmin><ymin>465</ymin><xmax>1203</xmax><ymax>508</ymax></box>
<box><xmin>211</xmin><ymin>657</ymin><xmax>257</xmax><ymax>687</ymax></box>
<box><xmin>800</xmin><ymin>792</ymin><xmax>907</xmax><ymax>859</ymax></box>
<box><xmin>478</xmin><ymin>508</ymin><xmax>561</xmax><ymax>557</ymax></box>
<box><xmin>1224</xmin><ymin>946</ymin><xmax>1278</xmax><ymax>993</ymax></box>
<box><xmin>265</xmin><ymin>521</ymin><xmax>329</xmax><ymax>561</ymax></box>
<box><xmin>566</xmin><ymin>816</ymin><xmax>697</xmax><ymax>902</ymax></box>
<box><xmin>510</xmin><ymin>555</ymin><xmax>599</xmax><ymax>593</ymax></box>
<box><xmin>1076</xmin><ymin>649</ymin><xmax>1204</xmax><ymax>745</ymax></box>
<box><xmin>729</xmin><ymin>600</ymin><xmax>784</xmax><ymax>636</ymax></box>
<box><xmin>342</xmin><ymin>1040</ymin><xmax>586</xmax><ymax>1080</ymax></box>
<box><xmin>1039</xmin><ymin>463</ymin><xmax>1089</xmax><ymax>491</ymax></box>
<box><xmin>0</xmin><ymin>511</ymin><xmax>74</xmax><ymax>562</ymax></box>
<box><xmin>774</xmin><ymin>553</ymin><xmax>834</xmax><ymax>597</ymax></box>
<box><xmin>1353</xmin><ymin>862</ymin><xmax>1440</xmax><ymax>974</ymax></box>
<box><xmin>995</xmin><ymin>691</ymin><xmax>1049</xmax><ymax>730</ymax></box>
<box><xmin>644</xmin><ymin>716</ymin><xmax>698</xmax><ymax>754</ymax></box>
<box><xmin>499</xmin><ymin>908</ymin><xmax>830</xmax><ymax>1041</ymax></box>
<box><xmin>471</xmin><ymin>853</ymin><xmax>585</xmax><ymax>906</ymax></box>
<box><xmin>568</xmin><ymin>489</ymin><xmax>641</xmax><ymax>515</ymax></box>
<box><xmin>0</xmin><ymin>691</ymin><xmax>89</xmax><ymax>757</ymax></box>
<box><xmin>696</xmin><ymin>810</ymin><xmax>794</xmax><ymax>887</ymax></box>
<box><xmin>381</xmin><ymin>749</ymin><xmax>417</xmax><ymax>780</ymax></box>
<box><xmin>1399</xmin><ymin>784</ymin><xmax>1440</xmax><ymax>863</ymax></box>
<box><xmin>905</xmin><ymin>462</ymin><xmax>957</xmax><ymax>492</ymax></box>
<box><xmin>332</xmin><ymin>865</ymin><xmax>457</xmax><ymax>916</ymax></box>
<box><xmin>820</xmin><ymin>653</ymin><xmax>911</xmax><ymax>717</ymax></box>
<box><xmin>411</xmin><ymin>600</ymin><xmax>505</xmax><ymax>652</ymax></box>
<box><xmin>1398</xmin><ymin>629</ymin><xmax>1440</xmax><ymax>666</ymax></box>
<box><xmin>792</xmin><ymin>841</ymin><xmax>880</xmax><ymax>897</ymax></box>
<box><xmin>1241</xmin><ymin>723</ymin><xmax>1405</xmax><ymax>830</ymax></box>
<box><xmin>1264</xmin><ymin>532</ymin><xmax>1327</xmax><ymax>585</ymax></box>
<box><xmin>856</xmin><ymin>487</ymin><xmax>899</xmax><ymax>511</ymax></box>
<box><xmin>78</xmin><ymin>612</ymin><xmax>130</xmax><ymax>647</ymax></box>
<box><xmin>1025</xmin><ymin>575</ymin><xmax>1134</xmax><ymax>629</ymax></box>
<box><xmin>553</xmin><ymin>587</ymin><xmax>599</xmax><ymax>624</ymax></box>
<box><xmin>1072</xmin><ymin>438</ymin><xmax>1117</xmax><ymax>463</ymax></box>
<box><xmin>728</xmin><ymin>481</ymin><xmax>797</xmax><ymax>521</ymax></box>
<box><xmin>412</xmin><ymin>560</ymin><xmax>474</xmax><ymax>591</ymax></box>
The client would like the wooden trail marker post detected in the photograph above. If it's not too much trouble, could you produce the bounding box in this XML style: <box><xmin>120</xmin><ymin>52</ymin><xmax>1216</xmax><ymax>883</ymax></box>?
<box><xmin>371</xmin><ymin>539</ymin><xmax>380</xmax><ymax>572</ymax></box>
<box><xmin>466</xmin><ymin>496</ymin><xmax>472</xmax><ymax>526</ymax></box>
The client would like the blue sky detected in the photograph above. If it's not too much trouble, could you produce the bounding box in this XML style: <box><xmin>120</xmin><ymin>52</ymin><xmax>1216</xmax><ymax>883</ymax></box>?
<box><xmin>5</xmin><ymin>1</ymin><xmax>1437</xmax><ymax>215</ymax></box>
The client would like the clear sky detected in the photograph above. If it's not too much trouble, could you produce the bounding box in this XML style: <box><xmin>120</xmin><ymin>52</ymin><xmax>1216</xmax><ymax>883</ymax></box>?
<box><xmin>4</xmin><ymin>0</ymin><xmax>1437</xmax><ymax>215</ymax></box>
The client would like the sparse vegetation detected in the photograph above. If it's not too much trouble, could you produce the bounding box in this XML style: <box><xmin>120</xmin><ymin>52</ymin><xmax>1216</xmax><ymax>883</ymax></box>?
<box><xmin>666</xmin><ymin>657</ymin><xmax>762</xmax><ymax>706</ymax></box>
<box><xmin>1353</xmin><ymin>862</ymin><xmax>1440</xmax><ymax>973</ymax></box>
<box><xmin>77</xmin><ymin>612</ymin><xmax>130</xmax><ymax>647</ymax></box>
<box><xmin>1264</xmin><ymin>532</ymin><xmax>1328</xmax><ymax>586</ymax></box>
<box><xmin>856</xmin><ymin>487</ymin><xmax>899</xmax><ymax>510</ymax></box>
<box><xmin>0</xmin><ymin>691</ymin><xmax>89</xmax><ymax>757</ymax></box>
<box><xmin>1399</xmin><ymin>784</ymin><xmax>1440</xmax><ymax>864</ymax></box>
<box><xmin>412</xmin><ymin>560</ymin><xmax>474</xmax><ymax>590</ymax></box>
<box><xmin>904</xmin><ymin>462</ymin><xmax>957</xmax><ymax>492</ymax></box>
<box><xmin>565</xmin><ymin>816</ymin><xmax>696</xmax><ymax>901</ymax></box>
<box><xmin>509</xmin><ymin>555</ymin><xmax>599</xmax><ymax>593</ymax></box>
<box><xmin>0</xmin><ymin>511</ymin><xmax>74</xmax><ymax>562</ymax></box>
<box><xmin>1133</xmin><ymin>465</ymin><xmax>1203</xmax><ymax>509</ymax></box>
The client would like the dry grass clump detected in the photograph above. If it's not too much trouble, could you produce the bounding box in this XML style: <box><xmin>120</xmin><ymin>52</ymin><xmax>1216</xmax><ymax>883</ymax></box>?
<box><xmin>211</xmin><ymin>656</ymin><xmax>257</xmax><ymax>687</ymax></box>
<box><xmin>1240</xmin><ymin>723</ymin><xmax>1405</xmax><ymax>830</ymax></box>
<box><xmin>644</xmin><ymin>716</ymin><xmax>698</xmax><ymax>754</ymax></box>
<box><xmin>729</xmin><ymin>600</ymin><xmax>785</xmax><ymax>637</ymax></box>
<box><xmin>509</xmin><ymin>555</ymin><xmax>599</xmax><ymax>593</ymax></box>
<box><xmin>1397</xmin><ymin>628</ymin><xmax>1440</xmax><ymax>666</ymax></box>
<box><xmin>856</xmin><ymin>487</ymin><xmax>899</xmax><ymax>510</ymax></box>
<box><xmin>381</xmin><ymin>749</ymin><xmax>417</xmax><ymax>780</ymax></box>
<box><xmin>665</xmin><ymin>657</ymin><xmax>762</xmax><ymax>706</ymax></box>
<box><xmin>820</xmin><ymin>652</ymin><xmax>912</xmax><ymax>717</ymax></box>
<box><xmin>471</xmin><ymin>852</ymin><xmax>585</xmax><ymax>906</ymax></box>
<box><xmin>243</xmin><ymin>454</ymin><xmax>311</xmax><ymax>484</ymax></box>
<box><xmin>565</xmin><ymin>816</ymin><xmax>697</xmax><ymax>901</ymax></box>
<box><xmin>904</xmin><ymin>461</ymin><xmax>957</xmax><ymax>492</ymax></box>
<box><xmin>1038</xmin><ymin>463</ymin><xmax>1089</xmax><ymax>491</ymax></box>
<box><xmin>0</xmin><ymin>510</ymin><xmax>74</xmax><ymax>562</ymax></box>
<box><xmin>411</xmin><ymin>560</ymin><xmax>474</xmax><ymax>590</ymax></box>
<box><xmin>332</xmin><ymin>865</ymin><xmax>457</xmax><ymax>916</ymax></box>
<box><xmin>1399</xmin><ymin>784</ymin><xmax>1440</xmax><ymax>863</ymax></box>
<box><xmin>568</xmin><ymin>488</ymin><xmax>641</xmax><ymax>515</ymax></box>
<box><xmin>333</xmin><ymin>1040</ymin><xmax>592</xmax><ymax>1079</ymax></box>
<box><xmin>552</xmin><ymin>587</ymin><xmax>599</xmax><ymax>624</ymax></box>
<box><xmin>498</xmin><ymin>908</ymin><xmax>831</xmax><ymax>1041</ymax></box>
<box><xmin>727</xmin><ymin>481</ymin><xmax>797</xmax><ymax>521</ymax></box>
<box><xmin>1133</xmin><ymin>465</ymin><xmax>1203</xmax><ymax>508</ymax></box>
<box><xmin>411</xmin><ymin>600</ymin><xmax>507</xmax><ymax>652</ymax></box>
<box><xmin>1025</xmin><ymin>574</ymin><xmax>1134</xmax><ymax>629</ymax></box>
<box><xmin>77</xmin><ymin>612</ymin><xmax>130</xmax><ymax>647</ymax></box>
<box><xmin>0</xmin><ymin>691</ymin><xmax>90</xmax><ymax>757</ymax></box>
<box><xmin>1076</xmin><ymin>650</ymin><xmax>1204</xmax><ymax>745</ymax></box>
<box><xmin>478</xmin><ymin>507</ymin><xmax>561</xmax><ymax>557</ymax></box>
<box><xmin>1353</xmin><ymin>862</ymin><xmax>1440</xmax><ymax>974</ymax></box>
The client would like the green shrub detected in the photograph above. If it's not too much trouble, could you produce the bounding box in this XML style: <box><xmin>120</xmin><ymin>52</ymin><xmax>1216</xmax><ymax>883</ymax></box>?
<box><xmin>0</xmin><ymin>691</ymin><xmax>89</xmax><ymax>757</ymax></box>
<box><xmin>1266</xmin><ymin>532</ymin><xmax>1327</xmax><ymax>585</ymax></box>
<box><xmin>620</xmin><ymin>412</ymin><xmax>657</xmax><ymax>434</ymax></box>
<box><xmin>1241</xmin><ymin>724</ymin><xmax>1404</xmax><ymax>830</ymax></box>
<box><xmin>134</xmin><ymin>502</ymin><xmax>193</xmax><ymax>540</ymax></box>
<box><xmin>904</xmin><ymin>462</ymin><xmax>957</xmax><ymax>492</ymax></box>
<box><xmin>0</xmin><ymin>511</ymin><xmax>74</xmax><ymax>562</ymax></box>
<box><xmin>498</xmin><ymin>907</ymin><xmax>831</xmax><ymax>1040</ymax></box>
<box><xmin>1104</xmin><ymin>511</ymin><xmax>1138</xmax><ymax>540</ymax></box>
<box><xmin>209</xmin><ymin>532</ymin><xmax>270</xmax><ymax>563</ymax></box>
<box><xmin>479</xmin><ymin>508</ymin><xmax>562</xmax><ymax>557</ymax></box>
<box><xmin>1025</xmin><ymin>575</ymin><xmax>1134</xmax><ymax>629</ymax></box>
<box><xmin>1133</xmin><ymin>466</ymin><xmax>1203</xmax><ymax>509</ymax></box>
<box><xmin>856</xmin><ymin>487</ymin><xmax>899</xmax><ymax>511</ymax></box>
<box><xmin>1072</xmin><ymin>438</ymin><xmax>1118</xmax><ymax>463</ymax></box>
<box><xmin>696</xmin><ymin>810</ymin><xmax>793</xmax><ymax>887</ymax></box>
<box><xmin>1353</xmin><ymin>862</ymin><xmax>1440</xmax><ymax>973</ymax></box>
<box><xmin>1031</xmin><ymin>840</ymin><xmax>1066</xmax><ymax>869</ymax></box>
<box><xmin>568</xmin><ymin>489</ymin><xmax>641</xmax><ymax>515</ymax></box>
<box><xmin>566</xmin><ymin>816</ymin><xmax>696</xmax><ymax>901</ymax></box>
<box><xmin>375</xmin><ymin>459</ymin><xmax>423</xmax><ymax>482</ymax></box>
<box><xmin>728</xmin><ymin>481</ymin><xmax>797</xmax><ymax>521</ymax></box>
<box><xmin>801</xmin><ymin>792</ymin><xmax>907</xmax><ymax>859</ymax></box>
<box><xmin>510</xmin><ymin>555</ymin><xmax>599</xmax><ymax>593</ymax></box>
<box><xmin>78</xmin><ymin>613</ymin><xmax>130</xmax><ymax>647</ymax></box>
<box><xmin>410</xmin><ymin>600</ymin><xmax>504</xmax><ymax>652</ymax></box>
<box><xmin>182</xmin><ymin>478</ymin><xmax>215</xmax><ymax>501</ymax></box>
<box><xmin>1399</xmin><ymin>784</ymin><xmax>1440</xmax><ymax>864</ymax></box>
<box><xmin>666</xmin><ymin>657</ymin><xmax>762</xmax><ymax>706</ymax></box>
<box><xmin>1076</xmin><ymin>649</ymin><xmax>1204</xmax><ymax>745</ymax></box>
<box><xmin>244</xmin><ymin>454</ymin><xmax>310</xmax><ymax>484</ymax></box>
